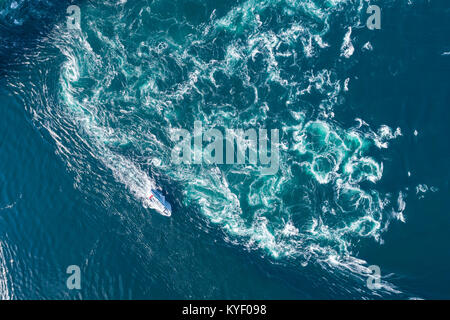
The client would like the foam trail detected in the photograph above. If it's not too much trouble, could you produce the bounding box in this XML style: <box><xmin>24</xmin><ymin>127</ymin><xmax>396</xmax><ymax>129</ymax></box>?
<box><xmin>57</xmin><ymin>39</ymin><xmax>162</xmax><ymax>213</ymax></box>
<box><xmin>0</xmin><ymin>242</ymin><xmax>12</xmax><ymax>300</ymax></box>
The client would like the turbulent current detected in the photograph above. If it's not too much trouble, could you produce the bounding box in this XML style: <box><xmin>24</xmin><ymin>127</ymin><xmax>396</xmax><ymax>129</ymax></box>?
<box><xmin>1</xmin><ymin>0</ymin><xmax>448</xmax><ymax>299</ymax></box>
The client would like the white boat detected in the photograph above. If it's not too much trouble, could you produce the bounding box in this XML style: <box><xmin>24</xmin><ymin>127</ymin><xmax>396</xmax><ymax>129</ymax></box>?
<box><xmin>147</xmin><ymin>189</ymin><xmax>172</xmax><ymax>217</ymax></box>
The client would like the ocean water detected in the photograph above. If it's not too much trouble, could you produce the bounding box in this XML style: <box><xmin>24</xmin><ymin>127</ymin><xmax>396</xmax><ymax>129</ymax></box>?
<box><xmin>0</xmin><ymin>0</ymin><xmax>449</xmax><ymax>299</ymax></box>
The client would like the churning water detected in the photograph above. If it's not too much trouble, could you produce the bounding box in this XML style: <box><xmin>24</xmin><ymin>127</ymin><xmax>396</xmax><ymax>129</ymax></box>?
<box><xmin>0</xmin><ymin>0</ymin><xmax>449</xmax><ymax>299</ymax></box>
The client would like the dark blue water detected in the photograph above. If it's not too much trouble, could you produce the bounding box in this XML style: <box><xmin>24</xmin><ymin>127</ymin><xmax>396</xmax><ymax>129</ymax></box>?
<box><xmin>0</xmin><ymin>0</ymin><xmax>449</xmax><ymax>299</ymax></box>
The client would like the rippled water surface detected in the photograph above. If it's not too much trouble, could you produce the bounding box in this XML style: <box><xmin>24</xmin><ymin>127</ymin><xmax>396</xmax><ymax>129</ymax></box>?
<box><xmin>0</xmin><ymin>0</ymin><xmax>449</xmax><ymax>299</ymax></box>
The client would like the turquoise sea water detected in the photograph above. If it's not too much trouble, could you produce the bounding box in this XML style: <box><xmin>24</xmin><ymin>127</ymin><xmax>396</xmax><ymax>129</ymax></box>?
<box><xmin>0</xmin><ymin>0</ymin><xmax>449</xmax><ymax>299</ymax></box>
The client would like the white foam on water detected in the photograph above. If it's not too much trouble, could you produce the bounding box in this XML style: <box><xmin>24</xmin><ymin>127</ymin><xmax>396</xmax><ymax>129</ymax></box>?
<box><xmin>56</xmin><ymin>37</ymin><xmax>164</xmax><ymax>214</ymax></box>
<box><xmin>341</xmin><ymin>27</ymin><xmax>354</xmax><ymax>58</ymax></box>
<box><xmin>0</xmin><ymin>242</ymin><xmax>13</xmax><ymax>300</ymax></box>
<box><xmin>24</xmin><ymin>0</ymin><xmax>409</xmax><ymax>297</ymax></box>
